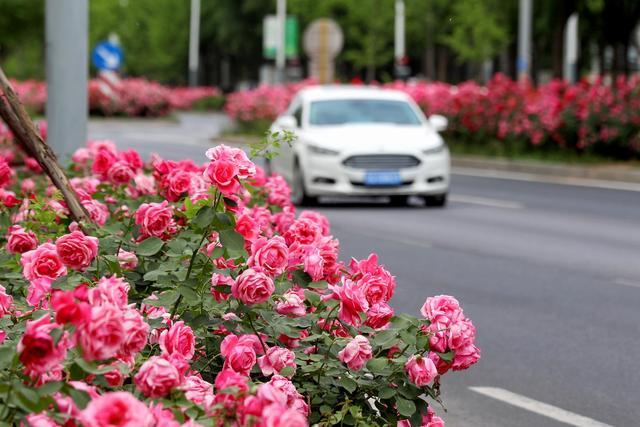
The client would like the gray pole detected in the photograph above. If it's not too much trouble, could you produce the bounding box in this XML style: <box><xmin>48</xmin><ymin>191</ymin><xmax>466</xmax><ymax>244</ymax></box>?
<box><xmin>276</xmin><ymin>0</ymin><xmax>287</xmax><ymax>83</ymax></box>
<box><xmin>517</xmin><ymin>0</ymin><xmax>532</xmax><ymax>82</ymax></box>
<box><xmin>188</xmin><ymin>0</ymin><xmax>201</xmax><ymax>86</ymax></box>
<box><xmin>45</xmin><ymin>0</ymin><xmax>88</xmax><ymax>160</ymax></box>
<box><xmin>563</xmin><ymin>13</ymin><xmax>579</xmax><ymax>84</ymax></box>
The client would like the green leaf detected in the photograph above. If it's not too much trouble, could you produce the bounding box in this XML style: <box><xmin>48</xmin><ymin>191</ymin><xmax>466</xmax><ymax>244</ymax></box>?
<box><xmin>219</xmin><ymin>229</ymin><xmax>246</xmax><ymax>258</ymax></box>
<box><xmin>67</xmin><ymin>387</ymin><xmax>91</xmax><ymax>409</ymax></box>
<box><xmin>337</xmin><ymin>376</ymin><xmax>357</xmax><ymax>393</ymax></box>
<box><xmin>373</xmin><ymin>329</ymin><xmax>397</xmax><ymax>347</ymax></box>
<box><xmin>279</xmin><ymin>366</ymin><xmax>295</xmax><ymax>377</ymax></box>
<box><xmin>396</xmin><ymin>397</ymin><xmax>417</xmax><ymax>417</ymax></box>
<box><xmin>74</xmin><ymin>358</ymin><xmax>115</xmax><ymax>375</ymax></box>
<box><xmin>379</xmin><ymin>387</ymin><xmax>396</xmax><ymax>399</ymax></box>
<box><xmin>304</xmin><ymin>290</ymin><xmax>321</xmax><ymax>307</ymax></box>
<box><xmin>0</xmin><ymin>345</ymin><xmax>15</xmax><ymax>370</ymax></box>
<box><xmin>437</xmin><ymin>351</ymin><xmax>455</xmax><ymax>362</ymax></box>
<box><xmin>366</xmin><ymin>358</ymin><xmax>388</xmax><ymax>373</ymax></box>
<box><xmin>137</xmin><ymin>237</ymin><xmax>165</xmax><ymax>256</ymax></box>
<box><xmin>143</xmin><ymin>291</ymin><xmax>179</xmax><ymax>307</ymax></box>
<box><xmin>12</xmin><ymin>383</ymin><xmax>46</xmax><ymax>413</ymax></box>
<box><xmin>178</xmin><ymin>286</ymin><xmax>200</xmax><ymax>306</ymax></box>
<box><xmin>37</xmin><ymin>381</ymin><xmax>63</xmax><ymax>396</ymax></box>
<box><xmin>193</xmin><ymin>206</ymin><xmax>216</xmax><ymax>230</ymax></box>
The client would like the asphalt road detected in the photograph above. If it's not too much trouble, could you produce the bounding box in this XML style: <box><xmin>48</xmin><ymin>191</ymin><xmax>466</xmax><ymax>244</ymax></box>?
<box><xmin>93</xmin><ymin>116</ymin><xmax>640</xmax><ymax>427</ymax></box>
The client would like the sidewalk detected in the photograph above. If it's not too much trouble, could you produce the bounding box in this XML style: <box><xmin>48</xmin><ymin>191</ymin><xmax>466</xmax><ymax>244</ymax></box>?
<box><xmin>452</xmin><ymin>155</ymin><xmax>640</xmax><ymax>186</ymax></box>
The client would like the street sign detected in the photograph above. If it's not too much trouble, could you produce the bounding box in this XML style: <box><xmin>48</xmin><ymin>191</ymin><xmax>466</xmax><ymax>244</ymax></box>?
<box><xmin>303</xmin><ymin>19</ymin><xmax>343</xmax><ymax>84</ymax></box>
<box><xmin>92</xmin><ymin>41</ymin><xmax>123</xmax><ymax>71</ymax></box>
<box><xmin>263</xmin><ymin>15</ymin><xmax>299</xmax><ymax>59</ymax></box>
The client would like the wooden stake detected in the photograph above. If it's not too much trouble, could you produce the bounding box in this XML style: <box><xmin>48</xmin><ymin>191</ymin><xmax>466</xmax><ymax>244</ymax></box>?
<box><xmin>0</xmin><ymin>66</ymin><xmax>92</xmax><ymax>225</ymax></box>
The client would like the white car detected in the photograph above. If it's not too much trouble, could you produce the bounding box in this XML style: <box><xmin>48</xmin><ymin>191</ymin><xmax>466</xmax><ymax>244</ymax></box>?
<box><xmin>269</xmin><ymin>85</ymin><xmax>450</xmax><ymax>207</ymax></box>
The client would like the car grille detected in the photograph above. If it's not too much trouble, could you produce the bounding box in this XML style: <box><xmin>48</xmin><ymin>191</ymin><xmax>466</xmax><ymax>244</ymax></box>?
<box><xmin>343</xmin><ymin>155</ymin><xmax>421</xmax><ymax>170</ymax></box>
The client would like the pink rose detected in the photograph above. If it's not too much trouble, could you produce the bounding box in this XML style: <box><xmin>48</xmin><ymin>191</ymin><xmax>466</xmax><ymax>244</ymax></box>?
<box><xmin>420</xmin><ymin>295</ymin><xmax>463</xmax><ymax>325</ymax></box>
<box><xmin>88</xmin><ymin>276</ymin><xmax>130</xmax><ymax>308</ymax></box>
<box><xmin>119</xmin><ymin>149</ymin><xmax>143</xmax><ymax>171</ymax></box>
<box><xmin>338</xmin><ymin>335</ymin><xmax>372</xmax><ymax>371</ymax></box>
<box><xmin>71</xmin><ymin>147</ymin><xmax>91</xmax><ymax>165</ymax></box>
<box><xmin>215</xmin><ymin>369</ymin><xmax>249</xmax><ymax>394</ymax></box>
<box><xmin>223</xmin><ymin>344</ymin><xmax>257</xmax><ymax>376</ymax></box>
<box><xmin>50</xmin><ymin>289</ymin><xmax>90</xmax><ymax>325</ymax></box>
<box><xmin>6</xmin><ymin>225</ymin><xmax>38</xmax><ymax>254</ymax></box>
<box><xmin>181</xmin><ymin>375</ymin><xmax>214</xmax><ymax>405</ymax></box>
<box><xmin>0</xmin><ymin>156</ymin><xmax>14</xmax><ymax>188</ymax></box>
<box><xmin>359</xmin><ymin>273</ymin><xmax>395</xmax><ymax>305</ymax></box>
<box><xmin>134</xmin><ymin>356</ymin><xmax>182</xmax><ymax>397</ymax></box>
<box><xmin>0</xmin><ymin>285</ymin><xmax>13</xmax><ymax>317</ymax></box>
<box><xmin>121</xmin><ymin>309</ymin><xmax>150</xmax><ymax>357</ymax></box>
<box><xmin>26</xmin><ymin>277</ymin><xmax>52</xmax><ymax>308</ymax></box>
<box><xmin>21</xmin><ymin>243</ymin><xmax>67</xmax><ymax>282</ymax></box>
<box><xmin>21</xmin><ymin>177</ymin><xmax>36</xmax><ymax>194</ymax></box>
<box><xmin>220</xmin><ymin>333</ymin><xmax>266</xmax><ymax>357</ymax></box>
<box><xmin>55</xmin><ymin>229</ymin><xmax>99</xmax><ymax>270</ymax></box>
<box><xmin>405</xmin><ymin>354</ymin><xmax>438</xmax><ymax>386</ymax></box>
<box><xmin>283</xmin><ymin>219</ymin><xmax>322</xmax><ymax>246</ymax></box>
<box><xmin>17</xmin><ymin>316</ymin><xmax>68</xmax><ymax>375</ymax></box>
<box><xmin>365</xmin><ymin>302</ymin><xmax>394</xmax><ymax>329</ymax></box>
<box><xmin>163</xmin><ymin>169</ymin><xmax>192</xmax><ymax>201</ymax></box>
<box><xmin>298</xmin><ymin>211</ymin><xmax>330</xmax><ymax>235</ymax></box>
<box><xmin>275</xmin><ymin>291</ymin><xmax>306</xmax><ymax>317</ymax></box>
<box><xmin>302</xmin><ymin>246</ymin><xmax>325</xmax><ymax>282</ymax></box>
<box><xmin>92</xmin><ymin>149</ymin><xmax>117</xmax><ymax>176</ymax></box>
<box><xmin>80</xmin><ymin>391</ymin><xmax>155</xmax><ymax>427</ymax></box>
<box><xmin>117</xmin><ymin>249</ymin><xmax>138</xmax><ymax>270</ymax></box>
<box><xmin>77</xmin><ymin>304</ymin><xmax>125</xmax><ymax>361</ymax></box>
<box><xmin>135</xmin><ymin>201</ymin><xmax>176</xmax><ymax>239</ymax></box>
<box><xmin>81</xmin><ymin>199</ymin><xmax>109</xmax><ymax>226</ymax></box>
<box><xmin>159</xmin><ymin>320</ymin><xmax>195</xmax><ymax>360</ymax></box>
<box><xmin>133</xmin><ymin>174</ymin><xmax>156</xmax><ymax>195</ymax></box>
<box><xmin>262</xmin><ymin>403</ymin><xmax>308</xmax><ymax>427</ymax></box>
<box><xmin>451</xmin><ymin>344</ymin><xmax>481</xmax><ymax>371</ymax></box>
<box><xmin>424</xmin><ymin>322</ymin><xmax>448</xmax><ymax>353</ymax></box>
<box><xmin>204</xmin><ymin>159</ymin><xmax>240</xmax><ymax>195</ymax></box>
<box><xmin>258</xmin><ymin>346</ymin><xmax>296</xmax><ymax>377</ymax></box>
<box><xmin>107</xmin><ymin>160</ymin><xmax>135</xmax><ymax>185</ymax></box>
<box><xmin>248</xmin><ymin>236</ymin><xmax>289</xmax><ymax>276</ymax></box>
<box><xmin>447</xmin><ymin>319</ymin><xmax>476</xmax><ymax>351</ymax></box>
<box><xmin>329</xmin><ymin>279</ymin><xmax>369</xmax><ymax>327</ymax></box>
<box><xmin>210</xmin><ymin>273</ymin><xmax>234</xmax><ymax>302</ymax></box>
<box><xmin>232</xmin><ymin>268</ymin><xmax>275</xmax><ymax>305</ymax></box>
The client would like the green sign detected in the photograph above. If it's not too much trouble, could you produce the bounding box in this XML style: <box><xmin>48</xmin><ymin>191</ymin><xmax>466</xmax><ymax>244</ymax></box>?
<box><xmin>263</xmin><ymin>16</ymin><xmax>299</xmax><ymax>59</ymax></box>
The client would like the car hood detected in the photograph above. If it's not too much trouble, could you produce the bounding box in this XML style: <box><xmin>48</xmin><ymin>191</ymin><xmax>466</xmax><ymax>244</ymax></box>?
<box><xmin>300</xmin><ymin>124</ymin><xmax>443</xmax><ymax>152</ymax></box>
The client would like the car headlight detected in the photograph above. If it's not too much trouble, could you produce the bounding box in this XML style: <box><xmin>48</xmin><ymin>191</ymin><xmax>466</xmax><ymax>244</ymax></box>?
<box><xmin>423</xmin><ymin>143</ymin><xmax>447</xmax><ymax>155</ymax></box>
<box><xmin>308</xmin><ymin>144</ymin><xmax>340</xmax><ymax>156</ymax></box>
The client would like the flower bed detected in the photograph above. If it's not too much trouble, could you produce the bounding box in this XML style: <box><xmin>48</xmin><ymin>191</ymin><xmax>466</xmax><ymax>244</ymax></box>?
<box><xmin>225</xmin><ymin>75</ymin><xmax>640</xmax><ymax>159</ymax></box>
<box><xmin>0</xmin><ymin>138</ymin><xmax>479</xmax><ymax>426</ymax></box>
<box><xmin>11</xmin><ymin>79</ymin><xmax>224</xmax><ymax>117</ymax></box>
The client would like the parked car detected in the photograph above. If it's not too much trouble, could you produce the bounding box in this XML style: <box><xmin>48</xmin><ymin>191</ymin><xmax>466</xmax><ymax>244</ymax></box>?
<box><xmin>270</xmin><ymin>85</ymin><xmax>450</xmax><ymax>206</ymax></box>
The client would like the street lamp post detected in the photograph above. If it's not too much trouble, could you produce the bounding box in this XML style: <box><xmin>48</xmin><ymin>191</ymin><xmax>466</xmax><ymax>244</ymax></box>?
<box><xmin>276</xmin><ymin>0</ymin><xmax>287</xmax><ymax>83</ymax></box>
<box><xmin>394</xmin><ymin>0</ymin><xmax>406</xmax><ymax>79</ymax></box>
<box><xmin>45</xmin><ymin>0</ymin><xmax>88</xmax><ymax>159</ymax></box>
<box><xmin>188</xmin><ymin>0</ymin><xmax>201</xmax><ymax>87</ymax></box>
<box><xmin>517</xmin><ymin>0</ymin><xmax>533</xmax><ymax>82</ymax></box>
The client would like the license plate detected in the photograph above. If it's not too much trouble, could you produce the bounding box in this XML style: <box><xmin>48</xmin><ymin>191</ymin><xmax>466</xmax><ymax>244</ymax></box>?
<box><xmin>364</xmin><ymin>170</ymin><xmax>402</xmax><ymax>186</ymax></box>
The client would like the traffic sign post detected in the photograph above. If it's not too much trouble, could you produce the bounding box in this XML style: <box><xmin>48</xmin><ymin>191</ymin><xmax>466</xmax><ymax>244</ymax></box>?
<box><xmin>303</xmin><ymin>19</ymin><xmax>343</xmax><ymax>84</ymax></box>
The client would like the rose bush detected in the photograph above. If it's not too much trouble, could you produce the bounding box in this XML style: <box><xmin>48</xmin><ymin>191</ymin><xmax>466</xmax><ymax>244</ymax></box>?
<box><xmin>0</xmin><ymin>137</ymin><xmax>479</xmax><ymax>426</ymax></box>
<box><xmin>10</xmin><ymin>79</ymin><xmax>223</xmax><ymax>117</ymax></box>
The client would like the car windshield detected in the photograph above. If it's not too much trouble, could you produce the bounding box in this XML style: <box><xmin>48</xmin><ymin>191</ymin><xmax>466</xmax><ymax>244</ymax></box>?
<box><xmin>309</xmin><ymin>99</ymin><xmax>422</xmax><ymax>126</ymax></box>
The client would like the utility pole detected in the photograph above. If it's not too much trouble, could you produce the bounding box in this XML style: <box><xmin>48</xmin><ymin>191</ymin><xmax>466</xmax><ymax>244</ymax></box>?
<box><xmin>276</xmin><ymin>0</ymin><xmax>287</xmax><ymax>83</ymax></box>
<box><xmin>563</xmin><ymin>13</ymin><xmax>579</xmax><ymax>84</ymax></box>
<box><xmin>188</xmin><ymin>0</ymin><xmax>201</xmax><ymax>87</ymax></box>
<box><xmin>394</xmin><ymin>0</ymin><xmax>406</xmax><ymax>78</ymax></box>
<box><xmin>45</xmin><ymin>0</ymin><xmax>88</xmax><ymax>160</ymax></box>
<box><xmin>517</xmin><ymin>0</ymin><xmax>533</xmax><ymax>82</ymax></box>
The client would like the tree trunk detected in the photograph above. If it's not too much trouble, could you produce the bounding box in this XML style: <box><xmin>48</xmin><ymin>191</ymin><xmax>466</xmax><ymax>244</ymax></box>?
<box><xmin>0</xmin><ymin>66</ymin><xmax>91</xmax><ymax>225</ymax></box>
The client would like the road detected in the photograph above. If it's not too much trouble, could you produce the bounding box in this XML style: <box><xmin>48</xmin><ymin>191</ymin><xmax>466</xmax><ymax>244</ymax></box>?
<box><xmin>92</xmin><ymin>117</ymin><xmax>640</xmax><ymax>427</ymax></box>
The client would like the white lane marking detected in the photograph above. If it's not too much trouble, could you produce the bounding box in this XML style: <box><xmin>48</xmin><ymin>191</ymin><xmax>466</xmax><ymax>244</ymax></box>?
<box><xmin>469</xmin><ymin>387</ymin><xmax>613</xmax><ymax>427</ymax></box>
<box><xmin>450</xmin><ymin>194</ymin><xmax>523</xmax><ymax>210</ymax></box>
<box><xmin>613</xmin><ymin>278</ymin><xmax>640</xmax><ymax>288</ymax></box>
<box><xmin>453</xmin><ymin>167</ymin><xmax>640</xmax><ymax>193</ymax></box>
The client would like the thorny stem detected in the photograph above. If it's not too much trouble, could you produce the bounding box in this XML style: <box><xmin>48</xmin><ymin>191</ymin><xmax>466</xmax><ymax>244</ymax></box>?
<box><xmin>247</xmin><ymin>313</ymin><xmax>268</xmax><ymax>355</ymax></box>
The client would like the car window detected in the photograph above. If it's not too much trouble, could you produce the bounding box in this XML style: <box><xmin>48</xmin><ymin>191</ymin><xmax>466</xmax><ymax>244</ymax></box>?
<box><xmin>309</xmin><ymin>99</ymin><xmax>422</xmax><ymax>126</ymax></box>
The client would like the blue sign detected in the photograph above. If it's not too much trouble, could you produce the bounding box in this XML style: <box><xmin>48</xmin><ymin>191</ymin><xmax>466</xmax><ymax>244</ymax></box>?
<box><xmin>92</xmin><ymin>41</ymin><xmax>123</xmax><ymax>71</ymax></box>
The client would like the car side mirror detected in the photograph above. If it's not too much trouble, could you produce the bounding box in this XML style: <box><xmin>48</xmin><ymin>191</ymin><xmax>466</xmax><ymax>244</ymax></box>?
<box><xmin>429</xmin><ymin>114</ymin><xmax>448</xmax><ymax>132</ymax></box>
<box><xmin>276</xmin><ymin>115</ymin><xmax>297</xmax><ymax>129</ymax></box>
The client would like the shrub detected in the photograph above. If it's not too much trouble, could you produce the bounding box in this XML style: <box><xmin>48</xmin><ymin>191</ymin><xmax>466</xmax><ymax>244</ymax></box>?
<box><xmin>0</xmin><ymin>137</ymin><xmax>479</xmax><ymax>426</ymax></box>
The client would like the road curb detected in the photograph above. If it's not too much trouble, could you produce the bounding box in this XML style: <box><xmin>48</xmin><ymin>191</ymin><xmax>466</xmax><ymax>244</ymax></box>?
<box><xmin>452</xmin><ymin>155</ymin><xmax>640</xmax><ymax>185</ymax></box>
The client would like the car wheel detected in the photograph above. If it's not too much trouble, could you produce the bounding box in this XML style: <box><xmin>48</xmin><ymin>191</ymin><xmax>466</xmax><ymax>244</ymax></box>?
<box><xmin>292</xmin><ymin>161</ymin><xmax>318</xmax><ymax>206</ymax></box>
<box><xmin>388</xmin><ymin>195</ymin><xmax>410</xmax><ymax>206</ymax></box>
<box><xmin>424</xmin><ymin>193</ymin><xmax>447</xmax><ymax>207</ymax></box>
